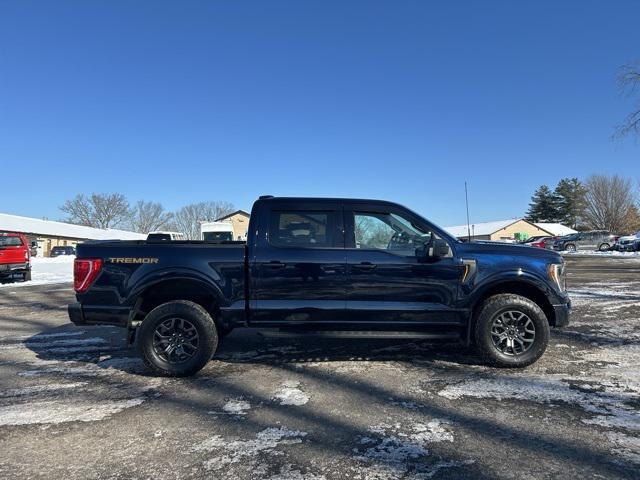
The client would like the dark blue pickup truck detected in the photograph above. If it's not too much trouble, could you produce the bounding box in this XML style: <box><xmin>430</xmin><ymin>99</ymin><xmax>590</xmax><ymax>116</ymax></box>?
<box><xmin>69</xmin><ymin>196</ymin><xmax>570</xmax><ymax>376</ymax></box>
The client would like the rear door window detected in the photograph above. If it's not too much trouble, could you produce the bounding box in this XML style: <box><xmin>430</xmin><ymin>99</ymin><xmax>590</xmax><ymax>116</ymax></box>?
<box><xmin>268</xmin><ymin>211</ymin><xmax>339</xmax><ymax>248</ymax></box>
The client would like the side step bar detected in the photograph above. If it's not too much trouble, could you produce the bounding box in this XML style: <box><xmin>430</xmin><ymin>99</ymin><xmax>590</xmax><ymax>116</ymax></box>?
<box><xmin>257</xmin><ymin>329</ymin><xmax>461</xmax><ymax>340</ymax></box>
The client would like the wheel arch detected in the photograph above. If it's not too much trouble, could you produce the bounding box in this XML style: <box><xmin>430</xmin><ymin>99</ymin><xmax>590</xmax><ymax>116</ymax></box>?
<box><xmin>469</xmin><ymin>279</ymin><xmax>557</xmax><ymax>329</ymax></box>
<box><xmin>131</xmin><ymin>276</ymin><xmax>225</xmax><ymax>327</ymax></box>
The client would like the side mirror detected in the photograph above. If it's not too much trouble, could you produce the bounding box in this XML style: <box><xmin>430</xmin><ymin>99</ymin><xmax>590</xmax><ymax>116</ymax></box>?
<box><xmin>416</xmin><ymin>238</ymin><xmax>450</xmax><ymax>262</ymax></box>
<box><xmin>432</xmin><ymin>238</ymin><xmax>450</xmax><ymax>258</ymax></box>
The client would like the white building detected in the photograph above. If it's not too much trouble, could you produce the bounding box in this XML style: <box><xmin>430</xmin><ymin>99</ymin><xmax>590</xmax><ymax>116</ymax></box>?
<box><xmin>0</xmin><ymin>212</ymin><xmax>145</xmax><ymax>257</ymax></box>
<box><xmin>445</xmin><ymin>218</ymin><xmax>577</xmax><ymax>242</ymax></box>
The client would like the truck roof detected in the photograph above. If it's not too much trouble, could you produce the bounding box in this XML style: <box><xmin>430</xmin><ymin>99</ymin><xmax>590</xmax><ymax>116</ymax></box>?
<box><xmin>256</xmin><ymin>196</ymin><xmax>403</xmax><ymax>206</ymax></box>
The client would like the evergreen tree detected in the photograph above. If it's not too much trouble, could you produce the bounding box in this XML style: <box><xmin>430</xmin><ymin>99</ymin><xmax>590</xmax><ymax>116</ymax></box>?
<box><xmin>554</xmin><ymin>178</ymin><xmax>586</xmax><ymax>229</ymax></box>
<box><xmin>525</xmin><ymin>185</ymin><xmax>561</xmax><ymax>222</ymax></box>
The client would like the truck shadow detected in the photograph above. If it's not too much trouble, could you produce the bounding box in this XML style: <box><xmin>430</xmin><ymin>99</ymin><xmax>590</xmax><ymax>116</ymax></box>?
<box><xmin>21</xmin><ymin>325</ymin><xmax>485</xmax><ymax>371</ymax></box>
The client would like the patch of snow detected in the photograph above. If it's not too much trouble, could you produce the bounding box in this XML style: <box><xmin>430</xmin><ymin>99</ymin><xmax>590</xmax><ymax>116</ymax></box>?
<box><xmin>2</xmin><ymin>330</ymin><xmax>86</xmax><ymax>342</ymax></box>
<box><xmin>0</xmin><ymin>337</ymin><xmax>108</xmax><ymax>351</ymax></box>
<box><xmin>0</xmin><ymin>398</ymin><xmax>145</xmax><ymax>425</ymax></box>
<box><xmin>562</xmin><ymin>250</ymin><xmax>640</xmax><ymax>258</ymax></box>
<box><xmin>193</xmin><ymin>427</ymin><xmax>307</xmax><ymax>471</ymax></box>
<box><xmin>0</xmin><ymin>382</ymin><xmax>87</xmax><ymax>398</ymax></box>
<box><xmin>438</xmin><ymin>373</ymin><xmax>640</xmax><ymax>431</ymax></box>
<box><xmin>19</xmin><ymin>356</ymin><xmax>145</xmax><ymax>377</ymax></box>
<box><xmin>0</xmin><ymin>255</ymin><xmax>74</xmax><ymax>288</ymax></box>
<box><xmin>220</xmin><ymin>398</ymin><xmax>251</xmax><ymax>415</ymax></box>
<box><xmin>352</xmin><ymin>421</ymin><xmax>468</xmax><ymax>479</ymax></box>
<box><xmin>605</xmin><ymin>431</ymin><xmax>640</xmax><ymax>464</ymax></box>
<box><xmin>273</xmin><ymin>380</ymin><xmax>309</xmax><ymax>406</ymax></box>
<box><xmin>265</xmin><ymin>464</ymin><xmax>326</xmax><ymax>480</ymax></box>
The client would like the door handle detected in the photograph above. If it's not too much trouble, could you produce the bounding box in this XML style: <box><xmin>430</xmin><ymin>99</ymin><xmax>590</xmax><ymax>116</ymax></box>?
<box><xmin>352</xmin><ymin>262</ymin><xmax>377</xmax><ymax>270</ymax></box>
<box><xmin>265</xmin><ymin>261</ymin><xmax>286</xmax><ymax>269</ymax></box>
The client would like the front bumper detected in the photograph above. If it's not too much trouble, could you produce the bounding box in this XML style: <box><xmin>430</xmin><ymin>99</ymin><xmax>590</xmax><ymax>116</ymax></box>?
<box><xmin>68</xmin><ymin>303</ymin><xmax>130</xmax><ymax>327</ymax></box>
<box><xmin>552</xmin><ymin>300</ymin><xmax>571</xmax><ymax>327</ymax></box>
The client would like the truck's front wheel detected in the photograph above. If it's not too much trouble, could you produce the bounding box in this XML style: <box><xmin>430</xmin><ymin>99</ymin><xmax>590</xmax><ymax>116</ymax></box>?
<box><xmin>474</xmin><ymin>294</ymin><xmax>549</xmax><ymax>368</ymax></box>
<box><xmin>138</xmin><ymin>300</ymin><xmax>218</xmax><ymax>377</ymax></box>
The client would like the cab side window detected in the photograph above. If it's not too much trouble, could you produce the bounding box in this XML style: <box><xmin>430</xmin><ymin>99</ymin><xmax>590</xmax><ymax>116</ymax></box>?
<box><xmin>353</xmin><ymin>211</ymin><xmax>443</xmax><ymax>256</ymax></box>
<box><xmin>269</xmin><ymin>211</ymin><xmax>338</xmax><ymax>248</ymax></box>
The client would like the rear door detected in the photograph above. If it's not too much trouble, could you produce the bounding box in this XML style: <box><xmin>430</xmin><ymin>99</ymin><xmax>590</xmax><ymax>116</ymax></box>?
<box><xmin>249</xmin><ymin>201</ymin><xmax>346</xmax><ymax>325</ymax></box>
<box><xmin>578</xmin><ymin>232</ymin><xmax>597</xmax><ymax>251</ymax></box>
<box><xmin>344</xmin><ymin>204</ymin><xmax>463</xmax><ymax>325</ymax></box>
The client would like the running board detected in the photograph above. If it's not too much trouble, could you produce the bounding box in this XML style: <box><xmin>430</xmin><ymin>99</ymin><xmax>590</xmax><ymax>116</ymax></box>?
<box><xmin>257</xmin><ymin>329</ymin><xmax>460</xmax><ymax>340</ymax></box>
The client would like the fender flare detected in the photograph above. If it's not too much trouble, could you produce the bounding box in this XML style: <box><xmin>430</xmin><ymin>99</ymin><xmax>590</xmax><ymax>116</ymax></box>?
<box><xmin>127</xmin><ymin>267</ymin><xmax>227</xmax><ymax>310</ymax></box>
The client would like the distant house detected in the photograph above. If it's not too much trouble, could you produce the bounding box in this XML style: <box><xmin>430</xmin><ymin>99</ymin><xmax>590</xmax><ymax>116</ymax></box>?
<box><xmin>444</xmin><ymin>218</ymin><xmax>577</xmax><ymax>242</ymax></box>
<box><xmin>214</xmin><ymin>210</ymin><xmax>251</xmax><ymax>241</ymax></box>
<box><xmin>0</xmin><ymin>212</ymin><xmax>145</xmax><ymax>257</ymax></box>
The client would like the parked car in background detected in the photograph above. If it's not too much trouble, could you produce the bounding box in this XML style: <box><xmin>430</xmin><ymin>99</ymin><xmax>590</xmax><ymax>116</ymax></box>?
<box><xmin>522</xmin><ymin>236</ymin><xmax>552</xmax><ymax>248</ymax></box>
<box><xmin>50</xmin><ymin>246</ymin><xmax>76</xmax><ymax>257</ymax></box>
<box><xmin>551</xmin><ymin>231</ymin><xmax>615</xmax><ymax>252</ymax></box>
<box><xmin>614</xmin><ymin>231</ymin><xmax>640</xmax><ymax>252</ymax></box>
<box><xmin>147</xmin><ymin>231</ymin><xmax>186</xmax><ymax>241</ymax></box>
<box><xmin>0</xmin><ymin>232</ymin><xmax>31</xmax><ymax>282</ymax></box>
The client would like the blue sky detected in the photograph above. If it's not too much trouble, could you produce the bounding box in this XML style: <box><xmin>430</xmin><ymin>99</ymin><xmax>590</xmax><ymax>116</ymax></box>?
<box><xmin>1</xmin><ymin>0</ymin><xmax>638</xmax><ymax>227</ymax></box>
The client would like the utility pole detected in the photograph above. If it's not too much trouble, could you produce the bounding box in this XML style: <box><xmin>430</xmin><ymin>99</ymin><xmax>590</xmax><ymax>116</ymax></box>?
<box><xmin>465</xmin><ymin>181</ymin><xmax>471</xmax><ymax>242</ymax></box>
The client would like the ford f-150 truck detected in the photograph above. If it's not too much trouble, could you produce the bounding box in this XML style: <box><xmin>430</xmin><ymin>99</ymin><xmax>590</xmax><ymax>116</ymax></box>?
<box><xmin>68</xmin><ymin>196</ymin><xmax>570</xmax><ymax>376</ymax></box>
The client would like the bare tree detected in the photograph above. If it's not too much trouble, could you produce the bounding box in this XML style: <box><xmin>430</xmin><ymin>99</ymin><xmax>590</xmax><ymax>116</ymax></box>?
<box><xmin>583</xmin><ymin>175</ymin><xmax>637</xmax><ymax>233</ymax></box>
<box><xmin>60</xmin><ymin>193</ymin><xmax>132</xmax><ymax>229</ymax></box>
<box><xmin>616</xmin><ymin>61</ymin><xmax>640</xmax><ymax>139</ymax></box>
<box><xmin>129</xmin><ymin>201</ymin><xmax>174</xmax><ymax>234</ymax></box>
<box><xmin>173</xmin><ymin>201</ymin><xmax>235</xmax><ymax>239</ymax></box>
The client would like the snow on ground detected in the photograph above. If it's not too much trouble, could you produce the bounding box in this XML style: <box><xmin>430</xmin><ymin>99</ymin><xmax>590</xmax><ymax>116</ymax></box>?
<box><xmin>193</xmin><ymin>427</ymin><xmax>308</xmax><ymax>472</ymax></box>
<box><xmin>214</xmin><ymin>398</ymin><xmax>252</xmax><ymax>415</ymax></box>
<box><xmin>353</xmin><ymin>421</ymin><xmax>470</xmax><ymax>479</ymax></box>
<box><xmin>562</xmin><ymin>250</ymin><xmax>640</xmax><ymax>257</ymax></box>
<box><xmin>0</xmin><ymin>328</ymin><xmax>161</xmax><ymax>426</ymax></box>
<box><xmin>0</xmin><ymin>255</ymin><xmax>74</xmax><ymax>288</ymax></box>
<box><xmin>273</xmin><ymin>380</ymin><xmax>310</xmax><ymax>406</ymax></box>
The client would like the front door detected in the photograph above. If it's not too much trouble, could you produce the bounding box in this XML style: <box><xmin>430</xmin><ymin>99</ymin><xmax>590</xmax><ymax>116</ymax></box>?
<box><xmin>344</xmin><ymin>205</ymin><xmax>463</xmax><ymax>325</ymax></box>
<box><xmin>250</xmin><ymin>203</ymin><xmax>346</xmax><ymax>325</ymax></box>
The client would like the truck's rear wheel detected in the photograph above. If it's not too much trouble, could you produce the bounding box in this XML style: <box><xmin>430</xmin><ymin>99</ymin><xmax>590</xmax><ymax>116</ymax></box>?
<box><xmin>138</xmin><ymin>300</ymin><xmax>218</xmax><ymax>377</ymax></box>
<box><xmin>474</xmin><ymin>294</ymin><xmax>549</xmax><ymax>368</ymax></box>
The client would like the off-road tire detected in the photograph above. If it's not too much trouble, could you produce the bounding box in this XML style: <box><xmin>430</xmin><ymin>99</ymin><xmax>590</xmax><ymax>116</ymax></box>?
<box><xmin>138</xmin><ymin>300</ymin><xmax>218</xmax><ymax>377</ymax></box>
<box><xmin>474</xmin><ymin>294</ymin><xmax>549</xmax><ymax>368</ymax></box>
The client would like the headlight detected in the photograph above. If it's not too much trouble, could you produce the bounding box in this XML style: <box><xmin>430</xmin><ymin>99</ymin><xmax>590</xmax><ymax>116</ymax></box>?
<box><xmin>547</xmin><ymin>263</ymin><xmax>566</xmax><ymax>291</ymax></box>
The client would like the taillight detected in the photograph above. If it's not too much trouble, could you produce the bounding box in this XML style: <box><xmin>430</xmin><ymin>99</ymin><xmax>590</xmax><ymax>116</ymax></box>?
<box><xmin>74</xmin><ymin>258</ymin><xmax>103</xmax><ymax>293</ymax></box>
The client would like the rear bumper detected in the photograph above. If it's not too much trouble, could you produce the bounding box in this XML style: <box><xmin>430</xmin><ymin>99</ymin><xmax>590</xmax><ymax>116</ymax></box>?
<box><xmin>0</xmin><ymin>262</ymin><xmax>30</xmax><ymax>276</ymax></box>
<box><xmin>552</xmin><ymin>300</ymin><xmax>571</xmax><ymax>328</ymax></box>
<box><xmin>68</xmin><ymin>303</ymin><xmax>130</xmax><ymax>327</ymax></box>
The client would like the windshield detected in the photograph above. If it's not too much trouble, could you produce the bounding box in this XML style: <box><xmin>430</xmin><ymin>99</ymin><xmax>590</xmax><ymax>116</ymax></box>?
<box><xmin>0</xmin><ymin>236</ymin><xmax>23</xmax><ymax>248</ymax></box>
<box><xmin>203</xmin><ymin>231</ymin><xmax>233</xmax><ymax>242</ymax></box>
<box><xmin>562</xmin><ymin>233</ymin><xmax>578</xmax><ymax>240</ymax></box>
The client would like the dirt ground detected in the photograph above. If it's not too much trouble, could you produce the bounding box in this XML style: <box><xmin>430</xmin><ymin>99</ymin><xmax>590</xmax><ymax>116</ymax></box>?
<box><xmin>0</xmin><ymin>256</ymin><xmax>638</xmax><ymax>479</ymax></box>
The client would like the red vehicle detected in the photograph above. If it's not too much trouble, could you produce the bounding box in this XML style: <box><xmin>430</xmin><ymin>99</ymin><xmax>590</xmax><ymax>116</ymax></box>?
<box><xmin>0</xmin><ymin>232</ymin><xmax>32</xmax><ymax>282</ymax></box>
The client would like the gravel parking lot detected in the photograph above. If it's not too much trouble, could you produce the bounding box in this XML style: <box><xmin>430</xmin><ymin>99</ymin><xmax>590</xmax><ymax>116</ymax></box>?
<box><xmin>0</xmin><ymin>256</ymin><xmax>638</xmax><ymax>479</ymax></box>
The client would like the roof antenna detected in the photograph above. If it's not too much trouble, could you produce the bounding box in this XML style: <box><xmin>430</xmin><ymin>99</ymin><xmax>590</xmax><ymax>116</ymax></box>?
<box><xmin>465</xmin><ymin>181</ymin><xmax>471</xmax><ymax>242</ymax></box>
